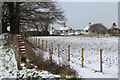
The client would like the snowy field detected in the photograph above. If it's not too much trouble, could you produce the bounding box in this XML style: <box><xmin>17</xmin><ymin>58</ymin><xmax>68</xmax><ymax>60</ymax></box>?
<box><xmin>28</xmin><ymin>36</ymin><xmax>118</xmax><ymax>78</ymax></box>
<box><xmin>0</xmin><ymin>37</ymin><xmax>61</xmax><ymax>79</ymax></box>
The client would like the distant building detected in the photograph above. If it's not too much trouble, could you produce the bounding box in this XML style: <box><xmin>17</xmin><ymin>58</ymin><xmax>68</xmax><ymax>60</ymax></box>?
<box><xmin>89</xmin><ymin>23</ymin><xmax>107</xmax><ymax>34</ymax></box>
<box><xmin>51</xmin><ymin>24</ymin><xmax>75</xmax><ymax>36</ymax></box>
<box><xmin>81</xmin><ymin>23</ymin><xmax>107</xmax><ymax>35</ymax></box>
<box><xmin>81</xmin><ymin>23</ymin><xmax>92</xmax><ymax>34</ymax></box>
<box><xmin>107</xmin><ymin>23</ymin><xmax>120</xmax><ymax>36</ymax></box>
<box><xmin>74</xmin><ymin>30</ymin><xmax>81</xmax><ymax>35</ymax></box>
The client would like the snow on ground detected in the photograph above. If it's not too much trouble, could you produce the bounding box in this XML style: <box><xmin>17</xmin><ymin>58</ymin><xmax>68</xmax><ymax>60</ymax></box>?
<box><xmin>28</xmin><ymin>36</ymin><xmax>118</xmax><ymax>78</ymax></box>
<box><xmin>0</xmin><ymin>38</ymin><xmax>61</xmax><ymax>79</ymax></box>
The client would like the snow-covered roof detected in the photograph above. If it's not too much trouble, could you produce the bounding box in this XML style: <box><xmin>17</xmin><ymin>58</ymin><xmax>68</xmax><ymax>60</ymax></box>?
<box><xmin>109</xmin><ymin>26</ymin><xmax>120</xmax><ymax>30</ymax></box>
<box><xmin>83</xmin><ymin>25</ymin><xmax>90</xmax><ymax>30</ymax></box>
<box><xmin>57</xmin><ymin>26</ymin><xmax>71</xmax><ymax>30</ymax></box>
<box><xmin>83</xmin><ymin>23</ymin><xmax>99</xmax><ymax>30</ymax></box>
<box><xmin>83</xmin><ymin>23</ymin><xmax>94</xmax><ymax>30</ymax></box>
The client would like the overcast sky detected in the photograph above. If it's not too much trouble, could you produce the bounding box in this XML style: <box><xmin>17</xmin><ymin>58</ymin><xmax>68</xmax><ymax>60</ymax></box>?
<box><xmin>53</xmin><ymin>2</ymin><xmax>118</xmax><ymax>30</ymax></box>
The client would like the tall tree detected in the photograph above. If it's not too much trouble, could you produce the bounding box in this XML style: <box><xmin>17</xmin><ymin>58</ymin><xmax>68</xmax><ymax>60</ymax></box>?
<box><xmin>0</xmin><ymin>2</ymin><xmax>2</xmax><ymax>34</ymax></box>
<box><xmin>2</xmin><ymin>2</ymin><xmax>65</xmax><ymax>35</ymax></box>
<box><xmin>2</xmin><ymin>2</ymin><xmax>9</xmax><ymax>33</ymax></box>
<box><xmin>19</xmin><ymin>2</ymin><xmax>65</xmax><ymax>35</ymax></box>
<box><xmin>8</xmin><ymin>2</ymin><xmax>19</xmax><ymax>34</ymax></box>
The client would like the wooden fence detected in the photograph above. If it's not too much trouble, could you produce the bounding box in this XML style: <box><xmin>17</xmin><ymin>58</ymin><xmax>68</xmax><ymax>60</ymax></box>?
<box><xmin>30</xmin><ymin>37</ymin><xmax>103</xmax><ymax>72</ymax></box>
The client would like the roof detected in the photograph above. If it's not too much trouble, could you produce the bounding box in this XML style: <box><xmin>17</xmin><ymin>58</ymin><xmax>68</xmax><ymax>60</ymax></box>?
<box><xmin>89</xmin><ymin>23</ymin><xmax>107</xmax><ymax>32</ymax></box>
<box><xmin>57</xmin><ymin>26</ymin><xmax>71</xmax><ymax>30</ymax></box>
<box><xmin>83</xmin><ymin>23</ymin><xmax>94</xmax><ymax>30</ymax></box>
<box><xmin>108</xmin><ymin>27</ymin><xmax>120</xmax><ymax>30</ymax></box>
<box><xmin>108</xmin><ymin>26</ymin><xmax>120</xmax><ymax>30</ymax></box>
<box><xmin>83</xmin><ymin>25</ymin><xmax>90</xmax><ymax>30</ymax></box>
<box><xmin>83</xmin><ymin>23</ymin><xmax>107</xmax><ymax>32</ymax></box>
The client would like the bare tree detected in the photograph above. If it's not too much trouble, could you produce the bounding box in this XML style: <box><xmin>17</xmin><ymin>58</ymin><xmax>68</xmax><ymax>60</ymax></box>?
<box><xmin>2</xmin><ymin>2</ymin><xmax>65</xmax><ymax>35</ymax></box>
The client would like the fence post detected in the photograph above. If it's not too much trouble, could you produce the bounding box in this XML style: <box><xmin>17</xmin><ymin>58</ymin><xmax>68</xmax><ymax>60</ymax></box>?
<box><xmin>51</xmin><ymin>42</ymin><xmax>53</xmax><ymax>54</ymax></box>
<box><xmin>58</xmin><ymin>44</ymin><xmax>60</xmax><ymax>57</ymax></box>
<box><xmin>42</xmin><ymin>40</ymin><xmax>44</xmax><ymax>50</ymax></box>
<box><xmin>68</xmin><ymin>45</ymin><xmax>70</xmax><ymax>61</ymax></box>
<box><xmin>82</xmin><ymin>48</ymin><xmax>84</xmax><ymax>67</ymax></box>
<box><xmin>46</xmin><ymin>41</ymin><xmax>47</xmax><ymax>51</ymax></box>
<box><xmin>100</xmin><ymin>49</ymin><xmax>102</xmax><ymax>72</ymax></box>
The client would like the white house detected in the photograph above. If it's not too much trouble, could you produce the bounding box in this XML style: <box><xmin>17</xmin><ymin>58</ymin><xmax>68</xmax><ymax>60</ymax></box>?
<box><xmin>51</xmin><ymin>24</ymin><xmax>75</xmax><ymax>36</ymax></box>
<box><xmin>57</xmin><ymin>25</ymin><xmax>74</xmax><ymax>35</ymax></box>
<box><xmin>81</xmin><ymin>23</ymin><xmax>92</xmax><ymax>34</ymax></box>
<box><xmin>74</xmin><ymin>30</ymin><xmax>81</xmax><ymax>35</ymax></box>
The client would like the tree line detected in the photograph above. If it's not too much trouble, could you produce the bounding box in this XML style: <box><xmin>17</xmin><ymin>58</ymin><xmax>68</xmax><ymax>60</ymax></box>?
<box><xmin>2</xmin><ymin>2</ymin><xmax>65</xmax><ymax>35</ymax></box>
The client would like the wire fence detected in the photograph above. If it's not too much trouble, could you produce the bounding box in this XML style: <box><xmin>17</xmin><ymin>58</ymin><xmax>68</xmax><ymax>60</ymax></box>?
<box><xmin>27</xmin><ymin>36</ymin><xmax>106</xmax><ymax>73</ymax></box>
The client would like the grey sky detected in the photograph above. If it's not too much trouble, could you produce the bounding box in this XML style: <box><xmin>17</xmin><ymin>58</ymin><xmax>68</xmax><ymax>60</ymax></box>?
<box><xmin>53</xmin><ymin>2</ymin><xmax>118</xmax><ymax>30</ymax></box>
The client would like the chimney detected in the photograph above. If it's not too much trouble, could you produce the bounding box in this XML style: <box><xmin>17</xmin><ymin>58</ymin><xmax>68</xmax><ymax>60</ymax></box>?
<box><xmin>64</xmin><ymin>25</ymin><xmax>66</xmax><ymax>27</ymax></box>
<box><xmin>112</xmin><ymin>23</ymin><xmax>116</xmax><ymax>28</ymax></box>
<box><xmin>88</xmin><ymin>23</ymin><xmax>91</xmax><ymax>26</ymax></box>
<box><xmin>63</xmin><ymin>22</ymin><xmax>66</xmax><ymax>27</ymax></box>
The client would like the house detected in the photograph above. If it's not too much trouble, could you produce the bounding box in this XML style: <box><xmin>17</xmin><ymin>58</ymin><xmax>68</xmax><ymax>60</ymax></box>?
<box><xmin>81</xmin><ymin>23</ymin><xmax>107</xmax><ymax>35</ymax></box>
<box><xmin>52</xmin><ymin>24</ymin><xmax>75</xmax><ymax>36</ymax></box>
<box><xmin>74</xmin><ymin>30</ymin><xmax>81</xmax><ymax>35</ymax></box>
<box><xmin>81</xmin><ymin>23</ymin><xmax>92</xmax><ymax>34</ymax></box>
<box><xmin>89</xmin><ymin>23</ymin><xmax>107</xmax><ymax>34</ymax></box>
<box><xmin>107</xmin><ymin>23</ymin><xmax>120</xmax><ymax>36</ymax></box>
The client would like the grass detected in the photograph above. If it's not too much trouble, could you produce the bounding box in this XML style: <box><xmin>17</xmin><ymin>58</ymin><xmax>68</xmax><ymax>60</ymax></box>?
<box><xmin>24</xmin><ymin>39</ymin><xmax>77</xmax><ymax>79</ymax></box>
<box><xmin>32</xmin><ymin>56</ymin><xmax>78</xmax><ymax>78</ymax></box>
<box><xmin>10</xmin><ymin>35</ymin><xmax>78</xmax><ymax>79</ymax></box>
